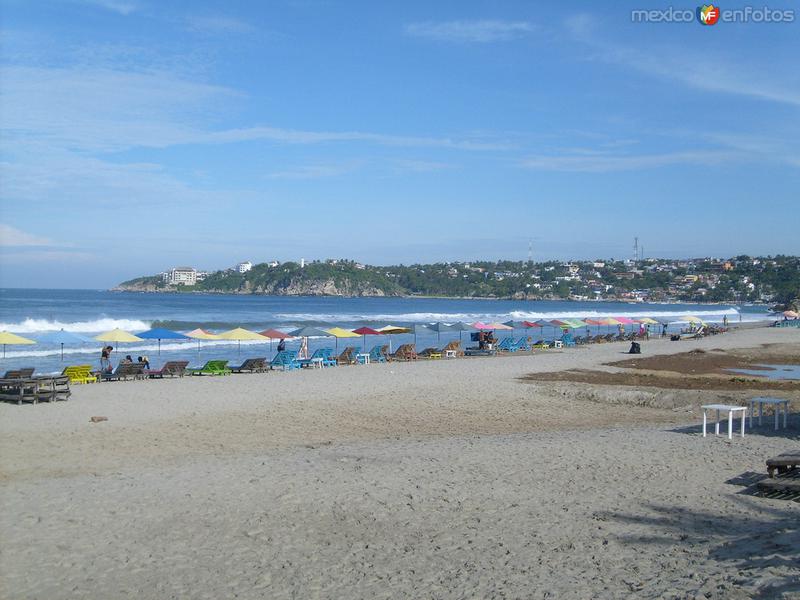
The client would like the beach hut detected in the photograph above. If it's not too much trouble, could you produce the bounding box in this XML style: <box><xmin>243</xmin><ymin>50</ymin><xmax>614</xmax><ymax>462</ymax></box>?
<box><xmin>0</xmin><ymin>331</ymin><xmax>35</xmax><ymax>358</ymax></box>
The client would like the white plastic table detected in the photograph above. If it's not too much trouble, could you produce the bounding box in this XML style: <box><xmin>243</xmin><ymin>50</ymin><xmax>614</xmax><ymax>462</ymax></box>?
<box><xmin>356</xmin><ymin>353</ymin><xmax>370</xmax><ymax>365</ymax></box>
<box><xmin>310</xmin><ymin>357</ymin><xmax>325</xmax><ymax>369</ymax></box>
<box><xmin>445</xmin><ymin>350</ymin><xmax>457</xmax><ymax>358</ymax></box>
<box><xmin>748</xmin><ymin>397</ymin><xmax>789</xmax><ymax>430</ymax></box>
<box><xmin>553</xmin><ymin>340</ymin><xmax>563</xmax><ymax>349</ymax></box>
<box><xmin>701</xmin><ymin>404</ymin><xmax>747</xmax><ymax>439</ymax></box>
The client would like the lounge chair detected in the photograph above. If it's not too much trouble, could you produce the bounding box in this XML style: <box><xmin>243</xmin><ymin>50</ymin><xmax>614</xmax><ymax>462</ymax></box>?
<box><xmin>464</xmin><ymin>346</ymin><xmax>496</xmax><ymax>356</ymax></box>
<box><xmin>531</xmin><ymin>340</ymin><xmax>550</xmax><ymax>350</ymax></box>
<box><xmin>391</xmin><ymin>344</ymin><xmax>417</xmax><ymax>361</ymax></box>
<box><xmin>757</xmin><ymin>451</ymin><xmax>800</xmax><ymax>497</ymax></box>
<box><xmin>496</xmin><ymin>337</ymin><xmax>516</xmax><ymax>352</ymax></box>
<box><xmin>561</xmin><ymin>333</ymin><xmax>576</xmax><ymax>347</ymax></box>
<box><xmin>270</xmin><ymin>351</ymin><xmax>300</xmax><ymax>371</ymax></box>
<box><xmin>337</xmin><ymin>346</ymin><xmax>358</xmax><ymax>365</ymax></box>
<box><xmin>230</xmin><ymin>357</ymin><xmax>268</xmax><ymax>373</ymax></box>
<box><xmin>298</xmin><ymin>348</ymin><xmax>337</xmax><ymax>368</ymax></box>
<box><xmin>368</xmin><ymin>344</ymin><xmax>388</xmax><ymax>363</ymax></box>
<box><xmin>441</xmin><ymin>340</ymin><xmax>463</xmax><ymax>357</ymax></box>
<box><xmin>101</xmin><ymin>362</ymin><xmax>148</xmax><ymax>381</ymax></box>
<box><xmin>187</xmin><ymin>360</ymin><xmax>231</xmax><ymax>376</ymax></box>
<box><xmin>62</xmin><ymin>365</ymin><xmax>97</xmax><ymax>384</ymax></box>
<box><xmin>34</xmin><ymin>376</ymin><xmax>71</xmax><ymax>402</ymax></box>
<box><xmin>511</xmin><ymin>338</ymin><xmax>530</xmax><ymax>351</ymax></box>
<box><xmin>0</xmin><ymin>378</ymin><xmax>39</xmax><ymax>404</ymax></box>
<box><xmin>2</xmin><ymin>367</ymin><xmax>34</xmax><ymax>379</ymax></box>
<box><xmin>418</xmin><ymin>347</ymin><xmax>443</xmax><ymax>359</ymax></box>
<box><xmin>146</xmin><ymin>360</ymin><xmax>189</xmax><ymax>378</ymax></box>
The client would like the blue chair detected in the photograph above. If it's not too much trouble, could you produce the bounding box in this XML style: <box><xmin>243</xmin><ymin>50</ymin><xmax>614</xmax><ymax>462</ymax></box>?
<box><xmin>270</xmin><ymin>350</ymin><xmax>300</xmax><ymax>371</ymax></box>
<box><xmin>368</xmin><ymin>345</ymin><xmax>387</xmax><ymax>363</ymax></box>
<box><xmin>561</xmin><ymin>332</ymin><xmax>576</xmax><ymax>347</ymax></box>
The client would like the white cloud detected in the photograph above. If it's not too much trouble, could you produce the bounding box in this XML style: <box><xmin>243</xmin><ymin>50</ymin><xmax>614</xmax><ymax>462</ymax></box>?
<box><xmin>521</xmin><ymin>150</ymin><xmax>736</xmax><ymax>172</ymax></box>
<box><xmin>265</xmin><ymin>161</ymin><xmax>362</xmax><ymax>179</ymax></box>
<box><xmin>0</xmin><ymin>224</ymin><xmax>54</xmax><ymax>247</ymax></box>
<box><xmin>405</xmin><ymin>20</ymin><xmax>534</xmax><ymax>43</ymax></box>
<box><xmin>185</xmin><ymin>15</ymin><xmax>253</xmax><ymax>33</ymax></box>
<box><xmin>78</xmin><ymin>0</ymin><xmax>138</xmax><ymax>15</ymax></box>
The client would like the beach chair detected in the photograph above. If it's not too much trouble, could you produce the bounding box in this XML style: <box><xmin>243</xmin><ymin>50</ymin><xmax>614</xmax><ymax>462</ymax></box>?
<box><xmin>34</xmin><ymin>376</ymin><xmax>71</xmax><ymax>403</ymax></box>
<box><xmin>512</xmin><ymin>338</ymin><xmax>530</xmax><ymax>351</ymax></box>
<box><xmin>298</xmin><ymin>348</ymin><xmax>334</xmax><ymax>368</ymax></box>
<box><xmin>531</xmin><ymin>340</ymin><xmax>550</xmax><ymax>350</ymax></box>
<box><xmin>337</xmin><ymin>346</ymin><xmax>358</xmax><ymax>365</ymax></box>
<box><xmin>0</xmin><ymin>378</ymin><xmax>39</xmax><ymax>404</ymax></box>
<box><xmin>496</xmin><ymin>337</ymin><xmax>515</xmax><ymax>352</ymax></box>
<box><xmin>62</xmin><ymin>365</ymin><xmax>97</xmax><ymax>384</ymax></box>
<box><xmin>441</xmin><ymin>340</ymin><xmax>464</xmax><ymax>357</ymax></box>
<box><xmin>561</xmin><ymin>333</ymin><xmax>576</xmax><ymax>347</ymax></box>
<box><xmin>101</xmin><ymin>361</ymin><xmax>148</xmax><ymax>381</ymax></box>
<box><xmin>270</xmin><ymin>351</ymin><xmax>300</xmax><ymax>371</ymax></box>
<box><xmin>146</xmin><ymin>360</ymin><xmax>189</xmax><ymax>378</ymax></box>
<box><xmin>2</xmin><ymin>367</ymin><xmax>35</xmax><ymax>379</ymax></box>
<box><xmin>391</xmin><ymin>344</ymin><xmax>417</xmax><ymax>361</ymax></box>
<box><xmin>188</xmin><ymin>360</ymin><xmax>231</xmax><ymax>376</ymax></box>
<box><xmin>418</xmin><ymin>346</ymin><xmax>443</xmax><ymax>359</ymax></box>
<box><xmin>230</xmin><ymin>357</ymin><xmax>268</xmax><ymax>373</ymax></box>
<box><xmin>368</xmin><ymin>344</ymin><xmax>388</xmax><ymax>363</ymax></box>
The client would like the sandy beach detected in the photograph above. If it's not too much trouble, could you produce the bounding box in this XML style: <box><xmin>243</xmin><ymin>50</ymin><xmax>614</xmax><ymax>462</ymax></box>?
<box><xmin>1</xmin><ymin>326</ymin><xmax>798</xmax><ymax>599</ymax></box>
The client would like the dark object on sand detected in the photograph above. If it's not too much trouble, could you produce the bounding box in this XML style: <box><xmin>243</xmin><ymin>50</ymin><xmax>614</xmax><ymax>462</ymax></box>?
<box><xmin>628</xmin><ymin>342</ymin><xmax>641</xmax><ymax>354</ymax></box>
<box><xmin>670</xmin><ymin>334</ymin><xmax>681</xmax><ymax>341</ymax></box>
<box><xmin>757</xmin><ymin>451</ymin><xmax>800</xmax><ymax>500</ymax></box>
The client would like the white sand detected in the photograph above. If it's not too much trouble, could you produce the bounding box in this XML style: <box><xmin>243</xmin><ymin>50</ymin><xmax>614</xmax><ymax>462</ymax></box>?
<box><xmin>1</xmin><ymin>327</ymin><xmax>798</xmax><ymax>598</ymax></box>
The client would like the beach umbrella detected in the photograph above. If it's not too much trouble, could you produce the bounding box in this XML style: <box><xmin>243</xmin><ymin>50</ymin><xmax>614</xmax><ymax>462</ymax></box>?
<box><xmin>0</xmin><ymin>331</ymin><xmax>35</xmax><ymax>358</ymax></box>
<box><xmin>377</xmin><ymin>325</ymin><xmax>411</xmax><ymax>352</ymax></box>
<box><xmin>352</xmin><ymin>326</ymin><xmax>382</xmax><ymax>351</ymax></box>
<box><xmin>258</xmin><ymin>328</ymin><xmax>294</xmax><ymax>356</ymax></box>
<box><xmin>636</xmin><ymin>317</ymin><xmax>660</xmax><ymax>325</ymax></box>
<box><xmin>325</xmin><ymin>327</ymin><xmax>360</xmax><ymax>350</ymax></box>
<box><xmin>95</xmin><ymin>328</ymin><xmax>143</xmax><ymax>343</ymax></box>
<box><xmin>413</xmin><ymin>323</ymin><xmax>434</xmax><ymax>346</ymax></box>
<box><xmin>217</xmin><ymin>327</ymin><xmax>267</xmax><ymax>355</ymax></box>
<box><xmin>136</xmin><ymin>327</ymin><xmax>190</xmax><ymax>356</ymax></box>
<box><xmin>448</xmin><ymin>321</ymin><xmax>476</xmax><ymax>342</ymax></box>
<box><xmin>36</xmin><ymin>329</ymin><xmax>92</xmax><ymax>360</ymax></box>
<box><xmin>186</xmin><ymin>328</ymin><xmax>221</xmax><ymax>352</ymax></box>
<box><xmin>614</xmin><ymin>317</ymin><xmax>637</xmax><ymax>325</ymax></box>
<box><xmin>425</xmin><ymin>322</ymin><xmax>454</xmax><ymax>341</ymax></box>
<box><xmin>288</xmin><ymin>326</ymin><xmax>333</xmax><ymax>359</ymax></box>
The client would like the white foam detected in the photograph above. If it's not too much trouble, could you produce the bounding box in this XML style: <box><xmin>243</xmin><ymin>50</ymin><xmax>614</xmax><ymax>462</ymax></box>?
<box><xmin>0</xmin><ymin>317</ymin><xmax>152</xmax><ymax>334</ymax></box>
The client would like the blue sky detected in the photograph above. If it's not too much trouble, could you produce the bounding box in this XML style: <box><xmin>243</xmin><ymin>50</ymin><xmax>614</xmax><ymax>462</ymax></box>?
<box><xmin>1</xmin><ymin>0</ymin><xmax>798</xmax><ymax>288</ymax></box>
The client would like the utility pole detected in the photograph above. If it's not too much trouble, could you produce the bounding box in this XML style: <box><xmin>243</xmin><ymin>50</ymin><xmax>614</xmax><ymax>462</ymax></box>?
<box><xmin>528</xmin><ymin>239</ymin><xmax>533</xmax><ymax>267</ymax></box>
<box><xmin>633</xmin><ymin>237</ymin><xmax>639</xmax><ymax>264</ymax></box>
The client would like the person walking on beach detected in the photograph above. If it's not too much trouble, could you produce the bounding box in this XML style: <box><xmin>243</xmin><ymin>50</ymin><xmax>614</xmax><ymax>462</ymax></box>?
<box><xmin>723</xmin><ymin>315</ymin><xmax>728</xmax><ymax>327</ymax></box>
<box><xmin>661</xmin><ymin>323</ymin><xmax>668</xmax><ymax>338</ymax></box>
<box><xmin>277</xmin><ymin>338</ymin><xmax>286</xmax><ymax>353</ymax></box>
<box><xmin>100</xmin><ymin>345</ymin><xmax>113</xmax><ymax>372</ymax></box>
<box><xmin>298</xmin><ymin>337</ymin><xmax>309</xmax><ymax>359</ymax></box>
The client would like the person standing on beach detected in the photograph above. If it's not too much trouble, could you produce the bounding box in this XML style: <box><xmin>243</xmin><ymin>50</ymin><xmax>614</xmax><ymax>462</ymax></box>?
<box><xmin>277</xmin><ymin>338</ymin><xmax>286</xmax><ymax>353</ymax></box>
<box><xmin>661</xmin><ymin>323</ymin><xmax>668</xmax><ymax>338</ymax></box>
<box><xmin>100</xmin><ymin>345</ymin><xmax>113</xmax><ymax>372</ymax></box>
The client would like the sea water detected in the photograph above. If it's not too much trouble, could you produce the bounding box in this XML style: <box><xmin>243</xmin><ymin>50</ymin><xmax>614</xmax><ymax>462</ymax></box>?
<box><xmin>0</xmin><ymin>289</ymin><xmax>772</xmax><ymax>374</ymax></box>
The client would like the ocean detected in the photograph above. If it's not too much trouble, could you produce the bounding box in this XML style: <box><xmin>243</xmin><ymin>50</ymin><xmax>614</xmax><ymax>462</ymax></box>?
<box><xmin>0</xmin><ymin>289</ymin><xmax>773</xmax><ymax>374</ymax></box>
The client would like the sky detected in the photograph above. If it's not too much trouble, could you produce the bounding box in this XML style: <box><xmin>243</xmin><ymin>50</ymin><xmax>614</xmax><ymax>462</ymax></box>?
<box><xmin>1</xmin><ymin>0</ymin><xmax>799</xmax><ymax>288</ymax></box>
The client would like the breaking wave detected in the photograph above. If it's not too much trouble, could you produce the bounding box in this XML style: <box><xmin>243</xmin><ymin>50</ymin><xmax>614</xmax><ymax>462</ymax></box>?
<box><xmin>0</xmin><ymin>318</ymin><xmax>152</xmax><ymax>334</ymax></box>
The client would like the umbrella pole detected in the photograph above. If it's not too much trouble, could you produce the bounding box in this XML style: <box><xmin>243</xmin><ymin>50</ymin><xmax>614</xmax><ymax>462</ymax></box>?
<box><xmin>158</xmin><ymin>338</ymin><xmax>161</xmax><ymax>356</ymax></box>
<box><xmin>61</xmin><ymin>342</ymin><xmax>64</xmax><ymax>361</ymax></box>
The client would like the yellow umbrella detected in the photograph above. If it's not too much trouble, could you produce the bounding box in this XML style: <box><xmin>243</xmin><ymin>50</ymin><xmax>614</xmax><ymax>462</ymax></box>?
<box><xmin>217</xmin><ymin>327</ymin><xmax>267</xmax><ymax>354</ymax></box>
<box><xmin>325</xmin><ymin>327</ymin><xmax>360</xmax><ymax>338</ymax></box>
<box><xmin>324</xmin><ymin>327</ymin><xmax>360</xmax><ymax>350</ymax></box>
<box><xmin>186</xmin><ymin>328</ymin><xmax>221</xmax><ymax>353</ymax></box>
<box><xmin>377</xmin><ymin>325</ymin><xmax>411</xmax><ymax>334</ymax></box>
<box><xmin>0</xmin><ymin>331</ymin><xmax>36</xmax><ymax>358</ymax></box>
<box><xmin>94</xmin><ymin>328</ymin><xmax>143</xmax><ymax>343</ymax></box>
<box><xmin>636</xmin><ymin>317</ymin><xmax>659</xmax><ymax>325</ymax></box>
<box><xmin>682</xmin><ymin>316</ymin><xmax>705</xmax><ymax>324</ymax></box>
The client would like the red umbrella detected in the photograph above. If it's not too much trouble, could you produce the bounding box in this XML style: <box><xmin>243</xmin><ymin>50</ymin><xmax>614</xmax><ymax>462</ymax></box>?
<box><xmin>352</xmin><ymin>327</ymin><xmax>382</xmax><ymax>352</ymax></box>
<box><xmin>258</xmin><ymin>329</ymin><xmax>294</xmax><ymax>356</ymax></box>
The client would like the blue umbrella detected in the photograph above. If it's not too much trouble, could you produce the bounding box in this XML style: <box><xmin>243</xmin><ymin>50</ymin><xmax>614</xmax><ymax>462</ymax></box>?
<box><xmin>136</xmin><ymin>327</ymin><xmax>190</xmax><ymax>355</ymax></box>
<box><xmin>36</xmin><ymin>329</ymin><xmax>93</xmax><ymax>360</ymax></box>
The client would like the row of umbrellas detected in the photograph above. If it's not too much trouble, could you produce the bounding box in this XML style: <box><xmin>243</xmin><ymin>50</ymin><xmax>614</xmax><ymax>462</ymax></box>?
<box><xmin>0</xmin><ymin>315</ymin><xmax>711</xmax><ymax>358</ymax></box>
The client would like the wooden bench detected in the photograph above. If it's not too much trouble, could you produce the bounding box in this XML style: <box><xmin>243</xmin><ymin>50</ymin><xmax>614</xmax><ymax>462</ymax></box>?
<box><xmin>766</xmin><ymin>451</ymin><xmax>800</xmax><ymax>478</ymax></box>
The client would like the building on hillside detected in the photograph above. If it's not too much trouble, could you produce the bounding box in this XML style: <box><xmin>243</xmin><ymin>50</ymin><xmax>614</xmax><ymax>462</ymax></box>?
<box><xmin>163</xmin><ymin>267</ymin><xmax>197</xmax><ymax>286</ymax></box>
<box><xmin>236</xmin><ymin>261</ymin><xmax>252</xmax><ymax>274</ymax></box>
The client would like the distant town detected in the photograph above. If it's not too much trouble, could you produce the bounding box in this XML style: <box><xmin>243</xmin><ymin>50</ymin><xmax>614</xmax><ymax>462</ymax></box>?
<box><xmin>118</xmin><ymin>254</ymin><xmax>800</xmax><ymax>309</ymax></box>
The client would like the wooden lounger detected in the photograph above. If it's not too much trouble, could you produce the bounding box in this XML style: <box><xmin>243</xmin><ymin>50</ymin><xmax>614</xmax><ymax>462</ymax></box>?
<box><xmin>766</xmin><ymin>451</ymin><xmax>800</xmax><ymax>478</ymax></box>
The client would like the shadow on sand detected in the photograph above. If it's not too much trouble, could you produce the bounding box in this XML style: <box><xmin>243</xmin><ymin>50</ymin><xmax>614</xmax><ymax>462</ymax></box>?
<box><xmin>600</xmin><ymin>498</ymin><xmax>799</xmax><ymax>598</ymax></box>
<box><xmin>669</xmin><ymin>411</ymin><xmax>800</xmax><ymax>442</ymax></box>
